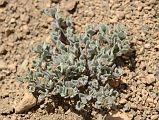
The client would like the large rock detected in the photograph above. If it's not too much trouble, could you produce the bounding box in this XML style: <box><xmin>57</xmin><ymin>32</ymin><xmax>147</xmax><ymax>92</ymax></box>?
<box><xmin>14</xmin><ymin>90</ymin><xmax>37</xmax><ymax>113</ymax></box>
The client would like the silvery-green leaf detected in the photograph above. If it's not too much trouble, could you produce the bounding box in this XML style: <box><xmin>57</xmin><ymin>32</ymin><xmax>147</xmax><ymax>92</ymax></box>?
<box><xmin>86</xmin><ymin>25</ymin><xmax>96</xmax><ymax>36</ymax></box>
<box><xmin>95</xmin><ymin>101</ymin><xmax>101</xmax><ymax>109</ymax></box>
<box><xmin>66</xmin><ymin>28</ymin><xmax>73</xmax><ymax>37</ymax></box>
<box><xmin>29</xmin><ymin>86</ymin><xmax>36</xmax><ymax>92</ymax></box>
<box><xmin>82</xmin><ymin>35</ymin><xmax>89</xmax><ymax>44</ymax></box>
<box><xmin>112</xmin><ymin>67</ymin><xmax>122</xmax><ymax>77</ymax></box>
<box><xmin>67</xmin><ymin>87</ymin><xmax>77</xmax><ymax>98</ymax></box>
<box><xmin>86</xmin><ymin>95</ymin><xmax>92</xmax><ymax>101</ymax></box>
<box><xmin>81</xmin><ymin>97</ymin><xmax>87</xmax><ymax>104</ymax></box>
<box><xmin>44</xmin><ymin>8</ymin><xmax>56</xmax><ymax>18</ymax></box>
<box><xmin>66</xmin><ymin>17</ymin><xmax>72</xmax><ymax>27</ymax></box>
<box><xmin>38</xmin><ymin>94</ymin><xmax>46</xmax><ymax>101</ymax></box>
<box><xmin>87</xmin><ymin>29</ymin><xmax>96</xmax><ymax>36</ymax></box>
<box><xmin>91</xmin><ymin>80</ymin><xmax>99</xmax><ymax>89</ymax></box>
<box><xmin>71</xmin><ymin>80</ymin><xmax>78</xmax><ymax>86</ymax></box>
<box><xmin>99</xmin><ymin>24</ymin><xmax>107</xmax><ymax>33</ymax></box>
<box><xmin>38</xmin><ymin>89</ymin><xmax>48</xmax><ymax>101</ymax></box>
<box><xmin>52</xmin><ymin>85</ymin><xmax>60</xmax><ymax>95</ymax></box>
<box><xmin>75</xmin><ymin>101</ymin><xmax>85</xmax><ymax>111</ymax></box>
<box><xmin>42</xmin><ymin>43</ymin><xmax>48</xmax><ymax>50</ymax></box>
<box><xmin>85</xmin><ymin>40</ymin><xmax>90</xmax><ymax>49</ymax></box>
<box><xmin>60</xmin><ymin>87</ymin><xmax>67</xmax><ymax>97</ymax></box>
<box><xmin>118</xmin><ymin>32</ymin><xmax>126</xmax><ymax>40</ymax></box>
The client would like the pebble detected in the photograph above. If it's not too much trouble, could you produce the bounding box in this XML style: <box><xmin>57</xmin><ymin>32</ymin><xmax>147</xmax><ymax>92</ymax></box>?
<box><xmin>151</xmin><ymin>115</ymin><xmax>159</xmax><ymax>120</ymax></box>
<box><xmin>130</xmin><ymin>103</ymin><xmax>137</xmax><ymax>109</ymax></box>
<box><xmin>17</xmin><ymin>58</ymin><xmax>28</xmax><ymax>73</ymax></box>
<box><xmin>65</xmin><ymin>109</ymin><xmax>71</xmax><ymax>115</ymax></box>
<box><xmin>130</xmin><ymin>109</ymin><xmax>136</xmax><ymax>117</ymax></box>
<box><xmin>105</xmin><ymin>112</ymin><xmax>129</xmax><ymax>120</ymax></box>
<box><xmin>138</xmin><ymin>47</ymin><xmax>144</xmax><ymax>55</ymax></box>
<box><xmin>0</xmin><ymin>59</ymin><xmax>7</xmax><ymax>70</ymax></box>
<box><xmin>63</xmin><ymin>0</ymin><xmax>78</xmax><ymax>12</ymax></box>
<box><xmin>20</xmin><ymin>14</ymin><xmax>30</xmax><ymax>23</ymax></box>
<box><xmin>144</xmin><ymin>43</ymin><xmax>151</xmax><ymax>49</ymax></box>
<box><xmin>7</xmin><ymin>62</ymin><xmax>17</xmax><ymax>73</ymax></box>
<box><xmin>116</xmin><ymin>11</ymin><xmax>125</xmax><ymax>20</ymax></box>
<box><xmin>123</xmin><ymin>103</ymin><xmax>131</xmax><ymax>112</ymax></box>
<box><xmin>10</xmin><ymin>18</ymin><xmax>16</xmax><ymax>24</ymax></box>
<box><xmin>0</xmin><ymin>44</ymin><xmax>7</xmax><ymax>55</ymax></box>
<box><xmin>155</xmin><ymin>101</ymin><xmax>159</xmax><ymax>112</ymax></box>
<box><xmin>147</xmin><ymin>97</ymin><xmax>154</xmax><ymax>103</ymax></box>
<box><xmin>155</xmin><ymin>44</ymin><xmax>159</xmax><ymax>50</ymax></box>
<box><xmin>146</xmin><ymin>74</ymin><xmax>156</xmax><ymax>84</ymax></box>
<box><xmin>119</xmin><ymin>98</ymin><xmax>127</xmax><ymax>104</ymax></box>
<box><xmin>109</xmin><ymin>17</ymin><xmax>118</xmax><ymax>23</ymax></box>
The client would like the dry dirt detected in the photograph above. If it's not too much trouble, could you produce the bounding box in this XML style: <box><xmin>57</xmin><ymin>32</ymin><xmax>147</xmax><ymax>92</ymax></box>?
<box><xmin>0</xmin><ymin>0</ymin><xmax>159</xmax><ymax>120</ymax></box>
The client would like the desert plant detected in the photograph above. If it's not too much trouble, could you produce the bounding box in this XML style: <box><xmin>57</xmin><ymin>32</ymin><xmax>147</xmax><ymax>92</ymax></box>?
<box><xmin>18</xmin><ymin>8</ymin><xmax>130</xmax><ymax>111</ymax></box>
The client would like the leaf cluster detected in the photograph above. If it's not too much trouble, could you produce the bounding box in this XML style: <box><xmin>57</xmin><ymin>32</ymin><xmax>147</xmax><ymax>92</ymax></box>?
<box><xmin>20</xmin><ymin>8</ymin><xmax>130</xmax><ymax>111</ymax></box>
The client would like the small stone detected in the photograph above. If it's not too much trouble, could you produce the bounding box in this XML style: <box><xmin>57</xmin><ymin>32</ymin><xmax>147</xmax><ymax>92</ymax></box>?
<box><xmin>138</xmin><ymin>47</ymin><xmax>144</xmax><ymax>55</ymax></box>
<box><xmin>0</xmin><ymin>59</ymin><xmax>7</xmax><ymax>70</ymax></box>
<box><xmin>123</xmin><ymin>103</ymin><xmax>131</xmax><ymax>112</ymax></box>
<box><xmin>65</xmin><ymin>109</ymin><xmax>71</xmax><ymax>115</ymax></box>
<box><xmin>11</xmin><ymin>115</ymin><xmax>18</xmax><ymax>120</ymax></box>
<box><xmin>17</xmin><ymin>58</ymin><xmax>29</xmax><ymax>73</ymax></box>
<box><xmin>10</xmin><ymin>18</ymin><xmax>16</xmax><ymax>24</ymax></box>
<box><xmin>64</xmin><ymin>0</ymin><xmax>78</xmax><ymax>12</ymax></box>
<box><xmin>97</xmin><ymin>114</ymin><xmax>103</xmax><ymax>120</ymax></box>
<box><xmin>20</xmin><ymin>14</ymin><xmax>30</xmax><ymax>23</ymax></box>
<box><xmin>151</xmin><ymin>115</ymin><xmax>159</xmax><ymax>120</ymax></box>
<box><xmin>22</xmin><ymin>25</ymin><xmax>30</xmax><ymax>34</ymax></box>
<box><xmin>119</xmin><ymin>98</ymin><xmax>127</xmax><ymax>104</ymax></box>
<box><xmin>155</xmin><ymin>45</ymin><xmax>159</xmax><ymax>50</ymax></box>
<box><xmin>91</xmin><ymin>110</ymin><xmax>97</xmax><ymax>116</ymax></box>
<box><xmin>106</xmin><ymin>111</ymin><xmax>129</xmax><ymax>120</ymax></box>
<box><xmin>148</xmin><ymin>0</ymin><xmax>156</xmax><ymax>4</ymax></box>
<box><xmin>142</xmin><ymin>89</ymin><xmax>148</xmax><ymax>97</ymax></box>
<box><xmin>109</xmin><ymin>17</ymin><xmax>118</xmax><ymax>23</ymax></box>
<box><xmin>0</xmin><ymin>14</ymin><xmax>5</xmax><ymax>22</ymax></box>
<box><xmin>146</xmin><ymin>74</ymin><xmax>156</xmax><ymax>84</ymax></box>
<box><xmin>130</xmin><ymin>103</ymin><xmax>137</xmax><ymax>109</ymax></box>
<box><xmin>40</xmin><ymin>104</ymin><xmax>45</xmax><ymax>109</ymax></box>
<box><xmin>147</xmin><ymin>97</ymin><xmax>154</xmax><ymax>103</ymax></box>
<box><xmin>130</xmin><ymin>109</ymin><xmax>136</xmax><ymax>117</ymax></box>
<box><xmin>144</xmin><ymin>43</ymin><xmax>151</xmax><ymax>49</ymax></box>
<box><xmin>144</xmin><ymin>6</ymin><xmax>152</xmax><ymax>10</ymax></box>
<box><xmin>0</xmin><ymin>44</ymin><xmax>7</xmax><ymax>55</ymax></box>
<box><xmin>7</xmin><ymin>62</ymin><xmax>17</xmax><ymax>73</ymax></box>
<box><xmin>137</xmin><ymin>104</ymin><xmax>144</xmax><ymax>110</ymax></box>
<box><xmin>155</xmin><ymin>101</ymin><xmax>159</xmax><ymax>112</ymax></box>
<box><xmin>15</xmin><ymin>90</ymin><xmax>37</xmax><ymax>113</ymax></box>
<box><xmin>116</xmin><ymin>11</ymin><xmax>125</xmax><ymax>20</ymax></box>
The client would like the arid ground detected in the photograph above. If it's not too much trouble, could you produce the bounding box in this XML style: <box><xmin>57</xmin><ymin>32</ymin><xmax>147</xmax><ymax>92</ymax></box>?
<box><xmin>0</xmin><ymin>0</ymin><xmax>159</xmax><ymax>120</ymax></box>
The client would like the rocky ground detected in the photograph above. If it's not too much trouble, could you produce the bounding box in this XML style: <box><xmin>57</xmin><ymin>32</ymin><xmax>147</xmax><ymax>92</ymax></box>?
<box><xmin>0</xmin><ymin>0</ymin><xmax>159</xmax><ymax>120</ymax></box>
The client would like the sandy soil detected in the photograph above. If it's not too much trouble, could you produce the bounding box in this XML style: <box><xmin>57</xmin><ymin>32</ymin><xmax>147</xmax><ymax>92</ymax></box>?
<box><xmin>0</xmin><ymin>0</ymin><xmax>159</xmax><ymax>120</ymax></box>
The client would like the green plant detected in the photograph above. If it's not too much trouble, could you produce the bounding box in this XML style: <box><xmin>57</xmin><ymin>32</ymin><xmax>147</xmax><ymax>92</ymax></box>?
<box><xmin>19</xmin><ymin>8</ymin><xmax>130</xmax><ymax>111</ymax></box>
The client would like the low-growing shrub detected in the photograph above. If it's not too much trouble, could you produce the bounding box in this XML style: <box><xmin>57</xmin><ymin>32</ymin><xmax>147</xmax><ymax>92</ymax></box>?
<box><xmin>18</xmin><ymin>8</ymin><xmax>130</xmax><ymax>111</ymax></box>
